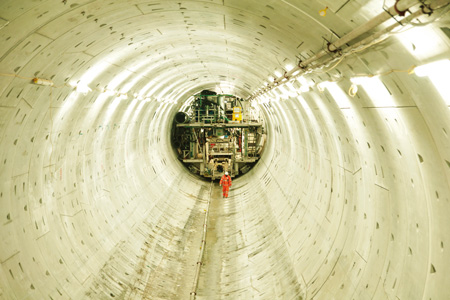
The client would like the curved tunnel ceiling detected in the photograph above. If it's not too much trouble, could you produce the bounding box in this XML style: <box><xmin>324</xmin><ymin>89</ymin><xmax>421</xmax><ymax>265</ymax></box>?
<box><xmin>1</xmin><ymin>0</ymin><xmax>450</xmax><ymax>299</ymax></box>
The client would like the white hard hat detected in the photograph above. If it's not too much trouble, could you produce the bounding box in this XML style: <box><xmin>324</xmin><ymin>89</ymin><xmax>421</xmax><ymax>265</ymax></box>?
<box><xmin>225</xmin><ymin>171</ymin><xmax>228</xmax><ymax>175</ymax></box>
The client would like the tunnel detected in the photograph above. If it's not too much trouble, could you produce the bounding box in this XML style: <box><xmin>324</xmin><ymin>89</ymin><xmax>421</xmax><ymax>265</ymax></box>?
<box><xmin>1</xmin><ymin>0</ymin><xmax>450</xmax><ymax>299</ymax></box>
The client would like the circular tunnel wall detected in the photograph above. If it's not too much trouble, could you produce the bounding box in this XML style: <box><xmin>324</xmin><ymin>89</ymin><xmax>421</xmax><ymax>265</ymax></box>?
<box><xmin>1</xmin><ymin>1</ymin><xmax>450</xmax><ymax>299</ymax></box>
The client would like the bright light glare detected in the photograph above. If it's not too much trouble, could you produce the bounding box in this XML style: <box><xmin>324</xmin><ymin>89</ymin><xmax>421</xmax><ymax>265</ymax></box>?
<box><xmin>274</xmin><ymin>71</ymin><xmax>282</xmax><ymax>78</ymax></box>
<box><xmin>121</xmin><ymin>74</ymin><xmax>143</xmax><ymax>94</ymax></box>
<box><xmin>103</xmin><ymin>90</ymin><xmax>115</xmax><ymax>97</ymax></box>
<box><xmin>257</xmin><ymin>95</ymin><xmax>270</xmax><ymax>104</ymax></box>
<box><xmin>296</xmin><ymin>95</ymin><xmax>313</xmax><ymax>116</ymax></box>
<box><xmin>414</xmin><ymin>59</ymin><xmax>450</xmax><ymax>104</ymax></box>
<box><xmin>350</xmin><ymin>76</ymin><xmax>394</xmax><ymax>107</ymax></box>
<box><xmin>109</xmin><ymin>70</ymin><xmax>132</xmax><ymax>90</ymax></box>
<box><xmin>104</xmin><ymin>97</ymin><xmax>122</xmax><ymax>122</ymax></box>
<box><xmin>285</xmin><ymin>64</ymin><xmax>294</xmax><ymax>71</ymax></box>
<box><xmin>397</xmin><ymin>26</ymin><xmax>445</xmax><ymax>60</ymax></box>
<box><xmin>278</xmin><ymin>86</ymin><xmax>290</xmax><ymax>99</ymax></box>
<box><xmin>122</xmin><ymin>98</ymin><xmax>138</xmax><ymax>121</ymax></box>
<box><xmin>296</xmin><ymin>76</ymin><xmax>312</xmax><ymax>92</ymax></box>
<box><xmin>138</xmin><ymin>80</ymin><xmax>156</xmax><ymax>96</ymax></box>
<box><xmin>55</xmin><ymin>92</ymin><xmax>80</xmax><ymax>120</ymax></box>
<box><xmin>414</xmin><ymin>59</ymin><xmax>450</xmax><ymax>77</ymax></box>
<box><xmin>317</xmin><ymin>81</ymin><xmax>327</xmax><ymax>92</ymax></box>
<box><xmin>350</xmin><ymin>76</ymin><xmax>369</xmax><ymax>85</ymax></box>
<box><xmin>268</xmin><ymin>90</ymin><xmax>280</xmax><ymax>101</ymax></box>
<box><xmin>79</xmin><ymin>60</ymin><xmax>110</xmax><ymax>86</ymax></box>
<box><xmin>320</xmin><ymin>81</ymin><xmax>351</xmax><ymax>108</ymax></box>
<box><xmin>297</xmin><ymin>76</ymin><xmax>308</xmax><ymax>85</ymax></box>
<box><xmin>76</xmin><ymin>84</ymin><xmax>92</xmax><ymax>94</ymax></box>
<box><xmin>285</xmin><ymin>82</ymin><xmax>297</xmax><ymax>94</ymax></box>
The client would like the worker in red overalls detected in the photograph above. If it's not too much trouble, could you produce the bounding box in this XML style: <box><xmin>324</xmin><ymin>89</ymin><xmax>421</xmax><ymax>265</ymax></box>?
<box><xmin>219</xmin><ymin>171</ymin><xmax>232</xmax><ymax>198</ymax></box>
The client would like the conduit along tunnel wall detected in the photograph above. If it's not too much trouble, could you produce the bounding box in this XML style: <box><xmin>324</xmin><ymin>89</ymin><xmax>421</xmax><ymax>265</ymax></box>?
<box><xmin>1</xmin><ymin>0</ymin><xmax>450</xmax><ymax>300</ymax></box>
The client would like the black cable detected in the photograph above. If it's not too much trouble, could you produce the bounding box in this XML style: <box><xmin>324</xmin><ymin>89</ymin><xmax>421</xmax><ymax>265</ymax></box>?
<box><xmin>236</xmin><ymin>98</ymin><xmax>245</xmax><ymax>113</ymax></box>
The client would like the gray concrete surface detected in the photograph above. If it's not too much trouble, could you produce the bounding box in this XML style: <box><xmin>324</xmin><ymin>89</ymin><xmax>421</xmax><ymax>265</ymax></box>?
<box><xmin>1</xmin><ymin>1</ymin><xmax>450</xmax><ymax>299</ymax></box>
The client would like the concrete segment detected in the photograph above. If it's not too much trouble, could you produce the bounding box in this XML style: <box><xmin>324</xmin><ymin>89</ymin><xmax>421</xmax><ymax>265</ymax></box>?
<box><xmin>1</xmin><ymin>1</ymin><xmax>450</xmax><ymax>300</ymax></box>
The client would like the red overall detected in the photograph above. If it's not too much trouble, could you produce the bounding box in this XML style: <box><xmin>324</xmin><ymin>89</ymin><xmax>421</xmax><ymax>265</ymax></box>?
<box><xmin>219</xmin><ymin>174</ymin><xmax>232</xmax><ymax>198</ymax></box>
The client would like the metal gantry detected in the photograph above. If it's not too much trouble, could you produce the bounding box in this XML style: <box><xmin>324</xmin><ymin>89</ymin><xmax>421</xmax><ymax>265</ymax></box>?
<box><xmin>172</xmin><ymin>90</ymin><xmax>265</xmax><ymax>179</ymax></box>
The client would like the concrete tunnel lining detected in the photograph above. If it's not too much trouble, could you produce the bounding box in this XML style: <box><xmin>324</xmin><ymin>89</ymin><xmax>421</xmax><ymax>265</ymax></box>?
<box><xmin>1</xmin><ymin>0</ymin><xmax>450</xmax><ymax>299</ymax></box>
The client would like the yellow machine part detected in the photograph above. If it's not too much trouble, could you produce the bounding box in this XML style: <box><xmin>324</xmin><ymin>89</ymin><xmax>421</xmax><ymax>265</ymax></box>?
<box><xmin>232</xmin><ymin>112</ymin><xmax>242</xmax><ymax>121</ymax></box>
<box><xmin>232</xmin><ymin>107</ymin><xmax>242</xmax><ymax>121</ymax></box>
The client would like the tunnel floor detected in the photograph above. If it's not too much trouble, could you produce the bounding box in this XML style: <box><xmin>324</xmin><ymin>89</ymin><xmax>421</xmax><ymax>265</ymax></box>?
<box><xmin>138</xmin><ymin>183</ymin><xmax>225</xmax><ymax>299</ymax></box>
<box><xmin>195</xmin><ymin>183</ymin><xmax>304</xmax><ymax>299</ymax></box>
<box><xmin>126</xmin><ymin>186</ymin><xmax>211</xmax><ymax>300</ymax></box>
<box><xmin>196</xmin><ymin>183</ymin><xmax>224</xmax><ymax>298</ymax></box>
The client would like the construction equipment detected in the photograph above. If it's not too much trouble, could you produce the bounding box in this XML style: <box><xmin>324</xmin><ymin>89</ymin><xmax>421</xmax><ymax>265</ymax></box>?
<box><xmin>172</xmin><ymin>90</ymin><xmax>265</xmax><ymax>179</ymax></box>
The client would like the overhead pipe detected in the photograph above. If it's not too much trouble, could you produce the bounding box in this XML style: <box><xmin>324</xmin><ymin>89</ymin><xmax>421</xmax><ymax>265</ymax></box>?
<box><xmin>334</xmin><ymin>0</ymin><xmax>450</xmax><ymax>58</ymax></box>
<box><xmin>251</xmin><ymin>0</ymin><xmax>450</xmax><ymax>99</ymax></box>
<box><xmin>326</xmin><ymin>0</ymin><xmax>419</xmax><ymax>52</ymax></box>
<box><xmin>256</xmin><ymin>0</ymin><xmax>419</xmax><ymax>92</ymax></box>
<box><xmin>306</xmin><ymin>0</ymin><xmax>448</xmax><ymax>72</ymax></box>
<box><xmin>302</xmin><ymin>8</ymin><xmax>426</xmax><ymax>76</ymax></box>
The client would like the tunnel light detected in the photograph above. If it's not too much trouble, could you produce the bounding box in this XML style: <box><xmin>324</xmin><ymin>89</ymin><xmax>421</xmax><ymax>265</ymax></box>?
<box><xmin>414</xmin><ymin>59</ymin><xmax>450</xmax><ymax>105</ymax></box>
<box><xmin>350</xmin><ymin>76</ymin><xmax>370</xmax><ymax>85</ymax></box>
<box><xmin>75</xmin><ymin>84</ymin><xmax>92</xmax><ymax>94</ymax></box>
<box><xmin>285</xmin><ymin>64</ymin><xmax>294</xmax><ymax>72</ymax></box>
<box><xmin>350</xmin><ymin>76</ymin><xmax>394</xmax><ymax>107</ymax></box>
<box><xmin>133</xmin><ymin>93</ymin><xmax>144</xmax><ymax>101</ymax></box>
<box><xmin>299</xmin><ymin>85</ymin><xmax>310</xmax><ymax>93</ymax></box>
<box><xmin>274</xmin><ymin>71</ymin><xmax>282</xmax><ymax>78</ymax></box>
<box><xmin>119</xmin><ymin>94</ymin><xmax>128</xmax><ymax>100</ymax></box>
<box><xmin>33</xmin><ymin>78</ymin><xmax>54</xmax><ymax>86</ymax></box>
<box><xmin>414</xmin><ymin>59</ymin><xmax>450</xmax><ymax>77</ymax></box>
<box><xmin>317</xmin><ymin>81</ymin><xmax>327</xmax><ymax>92</ymax></box>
